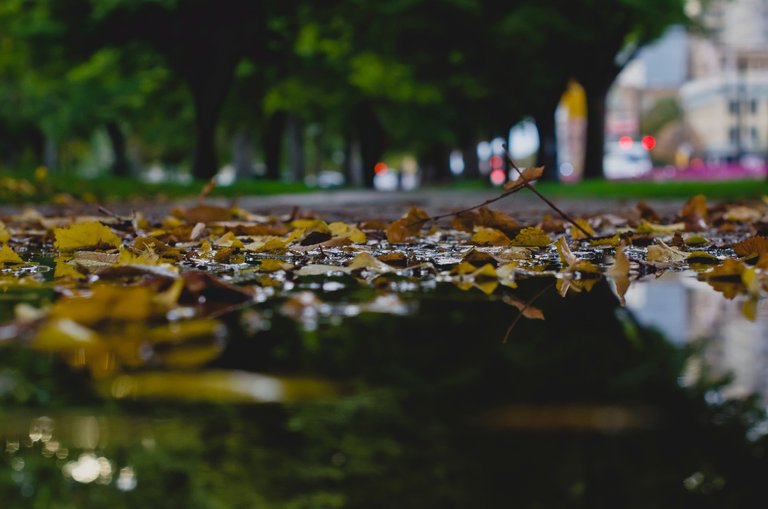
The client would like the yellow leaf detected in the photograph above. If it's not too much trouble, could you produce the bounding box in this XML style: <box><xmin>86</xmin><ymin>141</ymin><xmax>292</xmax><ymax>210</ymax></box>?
<box><xmin>684</xmin><ymin>234</ymin><xmax>709</xmax><ymax>246</ymax></box>
<box><xmin>743</xmin><ymin>298</ymin><xmax>758</xmax><ymax>321</ymax></box>
<box><xmin>216</xmin><ymin>231</ymin><xmax>245</xmax><ymax>249</ymax></box>
<box><xmin>635</xmin><ymin>220</ymin><xmax>685</xmax><ymax>234</ymax></box>
<box><xmin>119</xmin><ymin>247</ymin><xmax>160</xmax><ymax>266</ymax></box>
<box><xmin>328</xmin><ymin>222</ymin><xmax>367</xmax><ymax>243</ymax></box>
<box><xmin>243</xmin><ymin>237</ymin><xmax>288</xmax><ymax>253</ymax></box>
<box><xmin>54</xmin><ymin>221</ymin><xmax>121</xmax><ymax>252</ymax></box>
<box><xmin>470</xmin><ymin>227</ymin><xmax>511</xmax><ymax>246</ymax></box>
<box><xmin>0</xmin><ymin>221</ymin><xmax>10</xmax><ymax>243</ymax></box>
<box><xmin>32</xmin><ymin>319</ymin><xmax>101</xmax><ymax>351</ymax></box>
<box><xmin>348</xmin><ymin>252</ymin><xmax>396</xmax><ymax>273</ymax></box>
<box><xmin>589</xmin><ymin>233</ymin><xmax>621</xmax><ymax>247</ymax></box>
<box><xmin>50</xmin><ymin>285</ymin><xmax>157</xmax><ymax>326</ymax></box>
<box><xmin>290</xmin><ymin>219</ymin><xmax>330</xmax><ymax>233</ymax></box>
<box><xmin>570</xmin><ymin>219</ymin><xmax>596</xmax><ymax>240</ymax></box>
<box><xmin>510</xmin><ymin>227</ymin><xmax>551</xmax><ymax>247</ymax></box>
<box><xmin>0</xmin><ymin>244</ymin><xmax>23</xmax><ymax>264</ymax></box>
<box><xmin>54</xmin><ymin>258</ymin><xmax>84</xmax><ymax>279</ymax></box>
<box><xmin>259</xmin><ymin>259</ymin><xmax>293</xmax><ymax>272</ymax></box>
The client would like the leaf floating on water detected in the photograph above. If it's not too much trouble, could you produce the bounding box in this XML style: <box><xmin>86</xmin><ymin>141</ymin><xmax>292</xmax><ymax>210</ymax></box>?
<box><xmin>470</xmin><ymin>227</ymin><xmax>511</xmax><ymax>246</ymax></box>
<box><xmin>54</xmin><ymin>221</ymin><xmax>122</xmax><ymax>252</ymax></box>
<box><xmin>105</xmin><ymin>371</ymin><xmax>337</xmax><ymax>403</ymax></box>
<box><xmin>646</xmin><ymin>240</ymin><xmax>687</xmax><ymax>267</ymax></box>
<box><xmin>607</xmin><ymin>243</ymin><xmax>630</xmax><ymax>305</ymax></box>
<box><xmin>733</xmin><ymin>235</ymin><xmax>768</xmax><ymax>257</ymax></box>
<box><xmin>635</xmin><ymin>220</ymin><xmax>685</xmax><ymax>234</ymax></box>
<box><xmin>0</xmin><ymin>244</ymin><xmax>23</xmax><ymax>264</ymax></box>
<box><xmin>510</xmin><ymin>227</ymin><xmax>551</xmax><ymax>247</ymax></box>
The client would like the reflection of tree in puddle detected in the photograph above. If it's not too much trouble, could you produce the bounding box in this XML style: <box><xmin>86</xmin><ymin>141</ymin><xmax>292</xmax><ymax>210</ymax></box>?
<box><xmin>1</xmin><ymin>280</ymin><xmax>768</xmax><ymax>506</ymax></box>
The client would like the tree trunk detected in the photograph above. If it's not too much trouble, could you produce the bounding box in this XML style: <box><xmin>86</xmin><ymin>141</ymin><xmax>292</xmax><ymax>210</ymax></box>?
<box><xmin>355</xmin><ymin>104</ymin><xmax>384</xmax><ymax>188</ymax></box>
<box><xmin>421</xmin><ymin>143</ymin><xmax>452</xmax><ymax>183</ymax></box>
<box><xmin>460</xmin><ymin>134</ymin><xmax>480</xmax><ymax>180</ymax></box>
<box><xmin>105</xmin><ymin>121</ymin><xmax>130</xmax><ymax>177</ymax></box>
<box><xmin>263</xmin><ymin>110</ymin><xmax>286</xmax><ymax>180</ymax></box>
<box><xmin>232</xmin><ymin>129</ymin><xmax>253</xmax><ymax>180</ymax></box>
<box><xmin>44</xmin><ymin>135</ymin><xmax>57</xmax><ymax>171</ymax></box>
<box><xmin>583</xmin><ymin>85</ymin><xmax>609</xmax><ymax>180</ymax></box>
<box><xmin>286</xmin><ymin>116</ymin><xmax>305</xmax><ymax>183</ymax></box>
<box><xmin>343</xmin><ymin>132</ymin><xmax>364</xmax><ymax>187</ymax></box>
<box><xmin>534</xmin><ymin>110</ymin><xmax>559</xmax><ymax>182</ymax></box>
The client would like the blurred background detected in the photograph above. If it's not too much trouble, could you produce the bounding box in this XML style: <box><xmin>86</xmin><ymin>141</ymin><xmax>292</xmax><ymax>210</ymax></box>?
<box><xmin>1</xmin><ymin>0</ymin><xmax>765</xmax><ymax>192</ymax></box>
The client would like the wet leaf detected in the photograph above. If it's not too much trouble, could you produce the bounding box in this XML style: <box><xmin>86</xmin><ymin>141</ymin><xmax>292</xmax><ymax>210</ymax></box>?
<box><xmin>0</xmin><ymin>244</ymin><xmax>23</xmax><ymax>264</ymax></box>
<box><xmin>607</xmin><ymin>243</ymin><xmax>630</xmax><ymax>305</ymax></box>
<box><xmin>570</xmin><ymin>219</ymin><xmax>596</xmax><ymax>240</ymax></box>
<box><xmin>510</xmin><ymin>227</ymin><xmax>551</xmax><ymax>247</ymax></box>
<box><xmin>386</xmin><ymin>207</ymin><xmax>430</xmax><ymax>243</ymax></box>
<box><xmin>733</xmin><ymin>235</ymin><xmax>768</xmax><ymax>257</ymax></box>
<box><xmin>470</xmin><ymin>227</ymin><xmax>511</xmax><ymax>246</ymax></box>
<box><xmin>54</xmin><ymin>221</ymin><xmax>121</xmax><ymax>252</ymax></box>
<box><xmin>635</xmin><ymin>220</ymin><xmax>686</xmax><ymax>234</ymax></box>
<box><xmin>50</xmin><ymin>285</ymin><xmax>157</xmax><ymax>325</ymax></box>
<box><xmin>646</xmin><ymin>240</ymin><xmax>687</xmax><ymax>267</ymax></box>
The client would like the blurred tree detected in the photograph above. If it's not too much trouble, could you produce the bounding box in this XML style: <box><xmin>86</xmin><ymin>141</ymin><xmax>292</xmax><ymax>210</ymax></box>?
<box><xmin>92</xmin><ymin>0</ymin><xmax>267</xmax><ymax>180</ymax></box>
<box><xmin>556</xmin><ymin>0</ymin><xmax>688</xmax><ymax>179</ymax></box>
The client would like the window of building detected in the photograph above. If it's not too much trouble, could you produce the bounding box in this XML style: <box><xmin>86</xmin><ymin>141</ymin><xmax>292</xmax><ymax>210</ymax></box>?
<box><xmin>752</xmin><ymin>127</ymin><xmax>759</xmax><ymax>142</ymax></box>
<box><xmin>751</xmin><ymin>99</ymin><xmax>758</xmax><ymax>114</ymax></box>
<box><xmin>729</xmin><ymin>100</ymin><xmax>739</xmax><ymax>114</ymax></box>
<box><xmin>729</xmin><ymin>126</ymin><xmax>739</xmax><ymax>144</ymax></box>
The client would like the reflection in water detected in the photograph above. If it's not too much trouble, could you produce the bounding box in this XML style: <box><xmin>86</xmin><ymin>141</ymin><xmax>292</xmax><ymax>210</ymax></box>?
<box><xmin>0</xmin><ymin>279</ymin><xmax>767</xmax><ymax>506</ymax></box>
<box><xmin>628</xmin><ymin>271</ymin><xmax>768</xmax><ymax>402</ymax></box>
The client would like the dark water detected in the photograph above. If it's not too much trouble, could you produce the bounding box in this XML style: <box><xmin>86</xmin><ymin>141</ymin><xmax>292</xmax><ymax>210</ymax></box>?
<box><xmin>1</xmin><ymin>274</ymin><xmax>767</xmax><ymax>508</ymax></box>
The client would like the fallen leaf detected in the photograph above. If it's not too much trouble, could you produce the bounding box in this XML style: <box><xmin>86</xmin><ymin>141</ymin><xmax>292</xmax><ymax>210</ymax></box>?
<box><xmin>733</xmin><ymin>235</ymin><xmax>768</xmax><ymax>257</ymax></box>
<box><xmin>54</xmin><ymin>221</ymin><xmax>122</xmax><ymax>252</ymax></box>
<box><xmin>386</xmin><ymin>207</ymin><xmax>430</xmax><ymax>243</ymax></box>
<box><xmin>471</xmin><ymin>227</ymin><xmax>511</xmax><ymax>246</ymax></box>
<box><xmin>510</xmin><ymin>227</ymin><xmax>551</xmax><ymax>247</ymax></box>
<box><xmin>0</xmin><ymin>244</ymin><xmax>23</xmax><ymax>264</ymax></box>
<box><xmin>607</xmin><ymin>243</ymin><xmax>630</xmax><ymax>305</ymax></box>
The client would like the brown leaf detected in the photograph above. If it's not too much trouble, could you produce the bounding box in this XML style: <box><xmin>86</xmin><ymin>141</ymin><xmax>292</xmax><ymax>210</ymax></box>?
<box><xmin>732</xmin><ymin>235</ymin><xmax>768</xmax><ymax>257</ymax></box>
<box><xmin>175</xmin><ymin>204</ymin><xmax>234</xmax><ymax>224</ymax></box>
<box><xmin>503</xmin><ymin>166</ymin><xmax>544</xmax><ymax>191</ymax></box>
<box><xmin>451</xmin><ymin>207</ymin><xmax>520</xmax><ymax>235</ymax></box>
<box><xmin>386</xmin><ymin>207</ymin><xmax>429</xmax><ymax>243</ymax></box>
<box><xmin>503</xmin><ymin>295</ymin><xmax>545</xmax><ymax>320</ymax></box>
<box><xmin>680</xmin><ymin>194</ymin><xmax>708</xmax><ymax>229</ymax></box>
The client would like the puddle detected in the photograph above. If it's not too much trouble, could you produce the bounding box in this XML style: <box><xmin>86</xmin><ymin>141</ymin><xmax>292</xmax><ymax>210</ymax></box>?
<box><xmin>1</xmin><ymin>269</ymin><xmax>768</xmax><ymax>506</ymax></box>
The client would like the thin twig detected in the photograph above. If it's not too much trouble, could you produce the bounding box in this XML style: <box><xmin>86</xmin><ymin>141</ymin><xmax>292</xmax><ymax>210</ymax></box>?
<box><xmin>502</xmin><ymin>280</ymin><xmax>554</xmax><ymax>343</ymax></box>
<box><xmin>501</xmin><ymin>144</ymin><xmax>593</xmax><ymax>240</ymax></box>
<box><xmin>412</xmin><ymin>184</ymin><xmax>529</xmax><ymax>226</ymax></box>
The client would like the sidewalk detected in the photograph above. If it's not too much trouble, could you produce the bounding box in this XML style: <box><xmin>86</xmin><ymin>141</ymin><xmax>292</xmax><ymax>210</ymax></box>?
<box><xmin>205</xmin><ymin>189</ymin><xmax>683</xmax><ymax>223</ymax></box>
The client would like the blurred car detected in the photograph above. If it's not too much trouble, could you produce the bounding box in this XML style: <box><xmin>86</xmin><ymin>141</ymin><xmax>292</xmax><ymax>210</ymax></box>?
<box><xmin>604</xmin><ymin>142</ymin><xmax>652</xmax><ymax>179</ymax></box>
